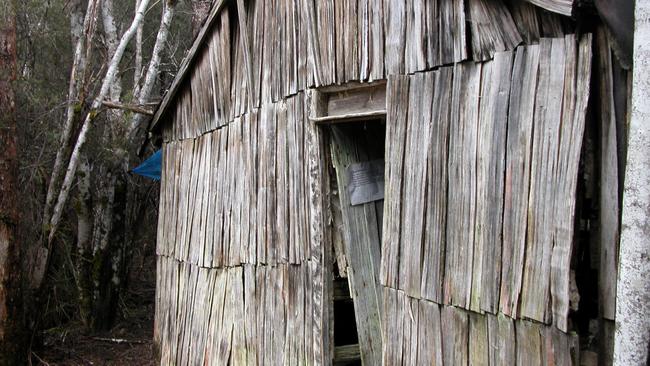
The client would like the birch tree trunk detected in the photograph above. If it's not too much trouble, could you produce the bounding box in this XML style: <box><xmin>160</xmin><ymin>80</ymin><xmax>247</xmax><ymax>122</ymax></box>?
<box><xmin>74</xmin><ymin>159</ymin><xmax>93</xmax><ymax>327</ymax></box>
<box><xmin>614</xmin><ymin>1</ymin><xmax>650</xmax><ymax>364</ymax></box>
<box><xmin>47</xmin><ymin>0</ymin><xmax>151</xmax><ymax>246</ymax></box>
<box><xmin>0</xmin><ymin>1</ymin><xmax>26</xmax><ymax>362</ymax></box>
<box><xmin>43</xmin><ymin>0</ymin><xmax>98</xmax><ymax>226</ymax></box>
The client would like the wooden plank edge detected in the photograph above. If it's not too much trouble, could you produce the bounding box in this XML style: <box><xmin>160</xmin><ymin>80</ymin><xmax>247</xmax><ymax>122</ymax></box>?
<box><xmin>149</xmin><ymin>0</ymin><xmax>229</xmax><ymax>133</ymax></box>
<box><xmin>310</xmin><ymin>110</ymin><xmax>387</xmax><ymax>124</ymax></box>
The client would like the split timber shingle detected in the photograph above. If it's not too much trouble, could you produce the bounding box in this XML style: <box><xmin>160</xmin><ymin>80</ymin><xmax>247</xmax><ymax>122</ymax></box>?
<box><xmin>153</xmin><ymin>0</ymin><xmax>592</xmax><ymax>364</ymax></box>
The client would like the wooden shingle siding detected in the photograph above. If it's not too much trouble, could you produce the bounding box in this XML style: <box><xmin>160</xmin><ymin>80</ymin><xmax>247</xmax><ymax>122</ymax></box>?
<box><xmin>159</xmin><ymin>93</ymin><xmax>315</xmax><ymax>267</ymax></box>
<box><xmin>444</xmin><ymin>61</ymin><xmax>481</xmax><ymax>309</ymax></box>
<box><xmin>379</xmin><ymin>75</ymin><xmax>409</xmax><ymax>290</ymax></box>
<box><xmin>500</xmin><ymin>44</ymin><xmax>540</xmax><ymax>318</ymax></box>
<box><xmin>155</xmin><ymin>257</ymin><xmax>328</xmax><ymax>365</ymax></box>
<box><xmin>467</xmin><ymin>0</ymin><xmax>522</xmax><ymax>61</ymax></box>
<box><xmin>161</xmin><ymin>0</ymin><xmax>579</xmax><ymax>136</ymax></box>
<box><xmin>525</xmin><ymin>0</ymin><xmax>574</xmax><ymax>17</ymax></box>
<box><xmin>153</xmin><ymin>0</ymin><xmax>593</xmax><ymax>363</ymax></box>
<box><xmin>420</xmin><ymin>67</ymin><xmax>452</xmax><ymax>305</ymax></box>
<box><xmin>379</xmin><ymin>35</ymin><xmax>591</xmax><ymax>334</ymax></box>
<box><xmin>158</xmin><ymin>0</ymin><xmax>578</xmax><ymax>142</ymax></box>
<box><xmin>474</xmin><ymin>50</ymin><xmax>513</xmax><ymax>314</ymax></box>
<box><xmin>381</xmin><ymin>288</ymin><xmax>577</xmax><ymax>365</ymax></box>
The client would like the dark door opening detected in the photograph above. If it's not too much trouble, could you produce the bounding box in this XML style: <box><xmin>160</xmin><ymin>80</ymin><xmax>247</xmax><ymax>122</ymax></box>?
<box><xmin>327</xmin><ymin>120</ymin><xmax>385</xmax><ymax>366</ymax></box>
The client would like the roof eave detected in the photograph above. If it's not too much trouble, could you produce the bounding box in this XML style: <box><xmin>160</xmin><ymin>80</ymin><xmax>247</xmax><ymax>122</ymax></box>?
<box><xmin>149</xmin><ymin>0</ymin><xmax>228</xmax><ymax>134</ymax></box>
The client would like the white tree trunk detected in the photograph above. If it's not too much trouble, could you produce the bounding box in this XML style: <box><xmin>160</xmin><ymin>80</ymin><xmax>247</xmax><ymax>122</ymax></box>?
<box><xmin>75</xmin><ymin>158</ymin><xmax>93</xmax><ymax>325</ymax></box>
<box><xmin>613</xmin><ymin>1</ymin><xmax>650</xmax><ymax>364</ymax></box>
<box><xmin>43</xmin><ymin>0</ymin><xmax>99</xmax><ymax>224</ymax></box>
<box><xmin>101</xmin><ymin>0</ymin><xmax>124</xmax><ymax>127</ymax></box>
<box><xmin>129</xmin><ymin>0</ymin><xmax>176</xmax><ymax>141</ymax></box>
<box><xmin>134</xmin><ymin>0</ymin><xmax>144</xmax><ymax>95</ymax></box>
<box><xmin>47</xmin><ymin>0</ymin><xmax>151</xmax><ymax>244</ymax></box>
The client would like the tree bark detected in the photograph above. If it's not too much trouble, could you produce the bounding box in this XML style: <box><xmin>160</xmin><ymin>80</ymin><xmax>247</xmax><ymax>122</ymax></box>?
<box><xmin>191</xmin><ymin>0</ymin><xmax>212</xmax><ymax>36</ymax></box>
<box><xmin>129</xmin><ymin>0</ymin><xmax>177</xmax><ymax>144</ymax></box>
<box><xmin>0</xmin><ymin>1</ymin><xmax>26</xmax><ymax>363</ymax></box>
<box><xmin>43</xmin><ymin>0</ymin><xmax>98</xmax><ymax>228</ymax></box>
<box><xmin>46</xmin><ymin>0</ymin><xmax>151</xmax><ymax>247</ymax></box>
<box><xmin>74</xmin><ymin>158</ymin><xmax>93</xmax><ymax>327</ymax></box>
<box><xmin>614</xmin><ymin>1</ymin><xmax>650</xmax><ymax>364</ymax></box>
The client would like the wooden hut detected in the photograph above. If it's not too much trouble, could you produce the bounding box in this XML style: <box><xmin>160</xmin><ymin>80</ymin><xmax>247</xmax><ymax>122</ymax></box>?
<box><xmin>150</xmin><ymin>0</ymin><xmax>630</xmax><ymax>364</ymax></box>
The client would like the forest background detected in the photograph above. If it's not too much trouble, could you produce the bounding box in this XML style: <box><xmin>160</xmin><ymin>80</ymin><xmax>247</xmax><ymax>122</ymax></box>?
<box><xmin>0</xmin><ymin>0</ymin><xmax>213</xmax><ymax>364</ymax></box>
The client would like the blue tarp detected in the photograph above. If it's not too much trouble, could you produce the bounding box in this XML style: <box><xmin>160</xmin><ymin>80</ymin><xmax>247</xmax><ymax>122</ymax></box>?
<box><xmin>131</xmin><ymin>150</ymin><xmax>162</xmax><ymax>180</ymax></box>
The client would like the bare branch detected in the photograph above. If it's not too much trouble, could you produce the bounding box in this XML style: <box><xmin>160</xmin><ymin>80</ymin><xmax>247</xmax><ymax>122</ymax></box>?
<box><xmin>102</xmin><ymin>100</ymin><xmax>154</xmax><ymax>116</ymax></box>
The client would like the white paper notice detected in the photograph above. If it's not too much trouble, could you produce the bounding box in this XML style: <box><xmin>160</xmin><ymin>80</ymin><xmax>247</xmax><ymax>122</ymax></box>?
<box><xmin>347</xmin><ymin>159</ymin><xmax>385</xmax><ymax>206</ymax></box>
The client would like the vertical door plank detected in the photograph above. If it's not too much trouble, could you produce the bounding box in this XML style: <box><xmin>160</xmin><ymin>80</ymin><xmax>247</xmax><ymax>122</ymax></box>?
<box><xmin>330</xmin><ymin>126</ymin><xmax>384</xmax><ymax>366</ymax></box>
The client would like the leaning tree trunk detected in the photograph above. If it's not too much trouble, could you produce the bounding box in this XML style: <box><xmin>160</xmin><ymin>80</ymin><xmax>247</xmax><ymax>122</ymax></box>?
<box><xmin>0</xmin><ymin>1</ymin><xmax>26</xmax><ymax>363</ymax></box>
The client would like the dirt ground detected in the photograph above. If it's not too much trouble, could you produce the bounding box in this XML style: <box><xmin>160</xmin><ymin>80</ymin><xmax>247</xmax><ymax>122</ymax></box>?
<box><xmin>34</xmin><ymin>256</ymin><xmax>157</xmax><ymax>365</ymax></box>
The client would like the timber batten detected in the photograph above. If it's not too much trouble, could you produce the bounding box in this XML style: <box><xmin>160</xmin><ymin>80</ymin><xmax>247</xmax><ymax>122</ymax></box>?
<box><xmin>151</xmin><ymin>0</ymin><xmax>613</xmax><ymax>364</ymax></box>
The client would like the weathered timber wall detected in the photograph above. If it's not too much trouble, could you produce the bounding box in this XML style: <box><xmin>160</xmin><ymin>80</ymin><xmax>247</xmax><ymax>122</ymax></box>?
<box><xmin>380</xmin><ymin>34</ymin><xmax>592</xmax><ymax>363</ymax></box>
<box><xmin>160</xmin><ymin>0</ymin><xmax>572</xmax><ymax>141</ymax></box>
<box><xmin>157</xmin><ymin>92</ymin><xmax>333</xmax><ymax>364</ymax></box>
<box><xmin>153</xmin><ymin>0</ymin><xmax>594</xmax><ymax>364</ymax></box>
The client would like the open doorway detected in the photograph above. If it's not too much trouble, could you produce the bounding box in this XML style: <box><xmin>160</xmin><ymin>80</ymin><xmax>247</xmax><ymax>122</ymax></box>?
<box><xmin>327</xmin><ymin>120</ymin><xmax>386</xmax><ymax>366</ymax></box>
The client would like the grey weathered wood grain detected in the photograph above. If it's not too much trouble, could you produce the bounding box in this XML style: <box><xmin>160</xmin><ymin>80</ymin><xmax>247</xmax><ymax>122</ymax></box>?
<box><xmin>369</xmin><ymin>0</ymin><xmax>384</xmax><ymax>80</ymax></box>
<box><xmin>425</xmin><ymin>0</ymin><xmax>439</xmax><ymax>67</ymax></box>
<box><xmin>276</xmin><ymin>102</ymin><xmax>289</xmax><ymax>263</ymax></box>
<box><xmin>487</xmin><ymin>314</ymin><xmax>516</xmax><ymax>365</ymax></box>
<box><xmin>467</xmin><ymin>0</ymin><xmax>522</xmax><ymax>61</ymax></box>
<box><xmin>474</xmin><ymin>51</ymin><xmax>513</xmax><ymax>314</ymax></box>
<box><xmin>381</xmin><ymin>287</ymin><xmax>400</xmax><ymax>365</ymax></box>
<box><xmin>439</xmin><ymin>0</ymin><xmax>467</xmax><ymax>64</ymax></box>
<box><xmin>343</xmin><ymin>0</ymin><xmax>359</xmax><ymax>82</ymax></box>
<box><xmin>525</xmin><ymin>0</ymin><xmax>573</xmax><ymax>17</ymax></box>
<box><xmin>521</xmin><ymin>37</ymin><xmax>566</xmax><ymax>324</ymax></box>
<box><xmin>538</xmin><ymin>9</ymin><xmax>565</xmax><ymax>37</ymax></box>
<box><xmin>444</xmin><ymin>62</ymin><xmax>481</xmax><ymax>309</ymax></box>
<box><xmin>384</xmin><ymin>0</ymin><xmax>406</xmax><ymax>74</ymax></box>
<box><xmin>551</xmin><ymin>33</ymin><xmax>592</xmax><ymax>331</ymax></box>
<box><xmin>416</xmin><ymin>299</ymin><xmax>443</xmax><ymax>365</ymax></box>
<box><xmin>325</xmin><ymin>84</ymin><xmax>387</xmax><ymax>117</ymax></box>
<box><xmin>399</xmin><ymin>72</ymin><xmax>433</xmax><ymax>299</ymax></box>
<box><xmin>499</xmin><ymin>44</ymin><xmax>539</xmax><ymax>318</ymax></box>
<box><xmin>405</xmin><ymin>0</ymin><xmax>426</xmax><ymax>73</ymax></box>
<box><xmin>515</xmin><ymin>320</ymin><xmax>542</xmax><ymax>366</ymax></box>
<box><xmin>441</xmin><ymin>305</ymin><xmax>469</xmax><ymax>365</ymax></box>
<box><xmin>543</xmin><ymin>325</ymin><xmax>573</xmax><ymax>365</ymax></box>
<box><xmin>380</xmin><ymin>75</ymin><xmax>409</xmax><ymax>289</ymax></box>
<box><xmin>499</xmin><ymin>46</ymin><xmax>539</xmax><ymax>316</ymax></box>
<box><xmin>507</xmin><ymin>1</ymin><xmax>541</xmax><ymax>45</ymax></box>
<box><xmin>421</xmin><ymin>67</ymin><xmax>452</xmax><ymax>304</ymax></box>
<box><xmin>243</xmin><ymin>265</ymin><xmax>257</xmax><ymax>365</ymax></box>
<box><xmin>469</xmin><ymin>312</ymin><xmax>489</xmax><ymax>366</ymax></box>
